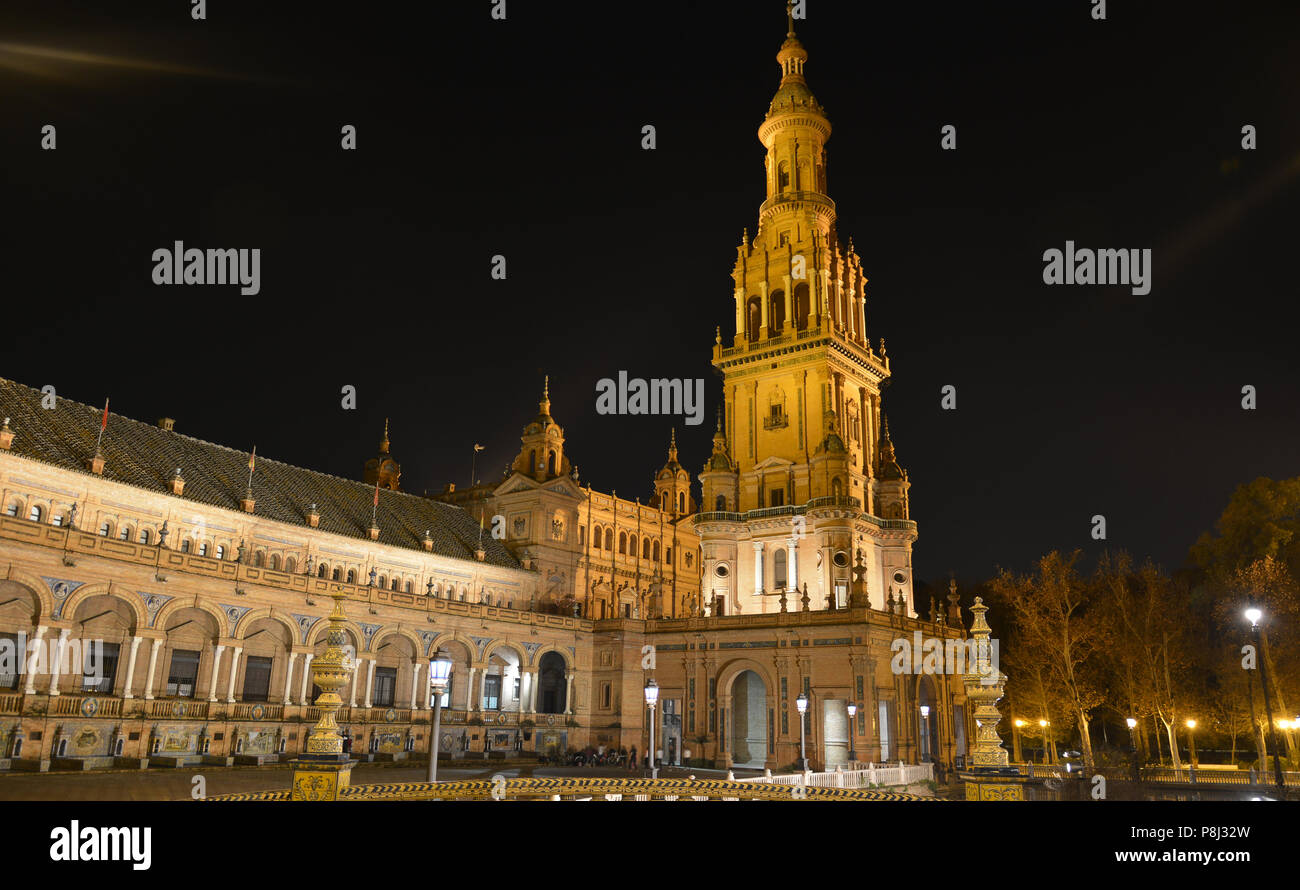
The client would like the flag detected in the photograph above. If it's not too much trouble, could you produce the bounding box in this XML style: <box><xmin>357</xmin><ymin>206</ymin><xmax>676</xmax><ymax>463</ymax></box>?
<box><xmin>100</xmin><ymin>399</ymin><xmax>109</xmax><ymax>432</ymax></box>
<box><xmin>373</xmin><ymin>479</ymin><xmax>380</xmax><ymax>507</ymax></box>
<box><xmin>248</xmin><ymin>445</ymin><xmax>256</xmax><ymax>473</ymax></box>
<box><xmin>474</xmin><ymin>443</ymin><xmax>485</xmax><ymax>452</ymax></box>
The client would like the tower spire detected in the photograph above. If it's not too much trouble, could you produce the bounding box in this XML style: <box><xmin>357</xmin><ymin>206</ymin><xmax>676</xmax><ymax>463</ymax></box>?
<box><xmin>786</xmin><ymin>0</ymin><xmax>796</xmax><ymax>37</ymax></box>
<box><xmin>668</xmin><ymin>428</ymin><xmax>678</xmax><ymax>461</ymax></box>
<box><xmin>539</xmin><ymin>375</ymin><xmax>551</xmax><ymax>416</ymax></box>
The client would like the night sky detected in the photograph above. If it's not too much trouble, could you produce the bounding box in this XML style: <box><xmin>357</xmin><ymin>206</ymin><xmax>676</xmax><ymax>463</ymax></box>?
<box><xmin>2</xmin><ymin>0</ymin><xmax>1297</xmax><ymax>590</ymax></box>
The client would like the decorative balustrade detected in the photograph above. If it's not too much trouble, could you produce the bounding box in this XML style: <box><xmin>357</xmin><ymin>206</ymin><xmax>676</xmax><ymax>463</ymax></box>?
<box><xmin>738</xmin><ymin>761</ymin><xmax>933</xmax><ymax>789</ymax></box>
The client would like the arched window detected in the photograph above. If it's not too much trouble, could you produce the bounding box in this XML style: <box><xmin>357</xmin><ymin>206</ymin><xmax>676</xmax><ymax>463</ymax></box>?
<box><xmin>332</xmin><ymin>567</ymin><xmax>341</xmax><ymax>581</ymax></box>
<box><xmin>679</xmin><ymin>492</ymin><xmax>686</xmax><ymax>514</ymax></box>
<box><xmin>215</xmin><ymin>544</ymin><xmax>226</xmax><ymax>560</ymax></box>
<box><xmin>198</xmin><ymin>543</ymin><xmax>209</xmax><ymax>557</ymax></box>
<box><xmin>832</xmin><ymin>477</ymin><xmax>843</xmax><ymax>498</ymax></box>
<box><xmin>98</xmin><ymin>520</ymin><xmax>111</xmax><ymax>536</ymax></box>
<box><xmin>769</xmin><ymin>289</ymin><xmax>786</xmax><ymax>333</ymax></box>
<box><xmin>642</xmin><ymin>538</ymin><xmax>651</xmax><ymax>560</ymax></box>
<box><xmin>347</xmin><ymin>569</ymin><xmax>357</xmax><ymax>584</ymax></box>
<box><xmin>139</xmin><ymin>529</ymin><xmax>151</xmax><ymax>544</ymax></box>
<box><xmin>181</xmin><ymin>540</ymin><xmax>192</xmax><ymax>554</ymax></box>
<box><xmin>528</xmin><ymin>452</ymin><xmax>536</xmax><ymax>474</ymax></box>
<box><xmin>4</xmin><ymin>502</ymin><xmax>17</xmax><ymax>516</ymax></box>
<box><xmin>390</xmin><ymin>578</ymin><xmax>399</xmax><ymax>591</ymax></box>
<box><xmin>378</xmin><ymin>575</ymin><xmax>387</xmax><ymax>589</ymax></box>
<box><xmin>548</xmin><ymin>451</ymin><xmax>557</xmax><ymax>475</ymax></box>
<box><xmin>591</xmin><ymin>525</ymin><xmax>602</xmax><ymax>549</ymax></box>
<box><xmin>604</xmin><ymin>528</ymin><xmax>613</xmax><ymax>550</ymax></box>
<box><xmin>653</xmin><ymin>540</ymin><xmax>661</xmax><ymax>562</ymax></box>
<box><xmin>270</xmin><ymin>554</ymin><xmax>282</xmax><ymax>570</ymax></box>
<box><xmin>405</xmin><ymin>580</ymin><xmax>413</xmax><ymax>593</ymax></box>
<box><xmin>253</xmin><ymin>551</ymin><xmax>265</xmax><ymax>567</ymax></box>
<box><xmin>285</xmin><ymin>556</ymin><xmax>297</xmax><ymax>573</ymax></box>
<box><xmin>629</xmin><ymin>535</ymin><xmax>638</xmax><ymax>558</ymax></box>
<box><xmin>118</xmin><ymin>526</ymin><xmax>131</xmax><ymax>541</ymax></box>
<box><xmin>29</xmin><ymin>505</ymin><xmax>43</xmax><ymax>523</ymax></box>
<box><xmin>778</xmin><ymin>160</ymin><xmax>790</xmax><ymax>192</ymax></box>
<box><xmin>318</xmin><ymin>563</ymin><xmax>329</xmax><ymax>578</ymax></box>
<box><xmin>747</xmin><ymin>297</ymin><xmax>762</xmax><ymax>342</ymax></box>
<box><xmin>774</xmin><ymin>549</ymin><xmax>788</xmax><ymax>589</ymax></box>
<box><xmin>715</xmin><ymin>494</ymin><xmax>726</xmax><ymax>511</ymax></box>
<box><xmin>50</xmin><ymin>513</ymin><xmax>64</xmax><ymax>527</ymax></box>
<box><xmin>665</xmin><ymin>547</ymin><xmax>672</xmax><ymax>564</ymax></box>
<box><xmin>794</xmin><ymin>282</ymin><xmax>810</xmax><ymax>330</ymax></box>
<box><xmin>618</xmin><ymin>532</ymin><xmax>627</xmax><ymax>555</ymax></box>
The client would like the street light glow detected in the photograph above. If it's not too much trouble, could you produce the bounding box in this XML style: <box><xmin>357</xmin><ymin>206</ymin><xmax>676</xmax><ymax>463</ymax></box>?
<box><xmin>1245</xmin><ymin>607</ymin><xmax>1263</xmax><ymax>626</ymax></box>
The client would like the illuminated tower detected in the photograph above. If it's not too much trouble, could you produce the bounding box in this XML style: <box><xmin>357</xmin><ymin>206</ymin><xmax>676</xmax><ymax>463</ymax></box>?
<box><xmin>696</xmin><ymin>8</ymin><xmax>916</xmax><ymax>617</ymax></box>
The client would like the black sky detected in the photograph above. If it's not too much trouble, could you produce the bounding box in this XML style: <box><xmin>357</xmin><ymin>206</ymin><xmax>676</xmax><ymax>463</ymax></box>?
<box><xmin>1</xmin><ymin>0</ymin><xmax>1297</xmax><ymax>590</ymax></box>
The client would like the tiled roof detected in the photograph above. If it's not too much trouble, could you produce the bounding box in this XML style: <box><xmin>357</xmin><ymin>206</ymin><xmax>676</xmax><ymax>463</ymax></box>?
<box><xmin>0</xmin><ymin>377</ymin><xmax>520</xmax><ymax>570</ymax></box>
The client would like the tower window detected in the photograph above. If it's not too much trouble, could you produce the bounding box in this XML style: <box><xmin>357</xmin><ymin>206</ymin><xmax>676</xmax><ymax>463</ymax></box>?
<box><xmin>778</xmin><ymin>161</ymin><xmax>790</xmax><ymax>192</ymax></box>
<box><xmin>678</xmin><ymin>492</ymin><xmax>686</xmax><ymax>514</ymax></box>
<box><xmin>715</xmin><ymin>495</ymin><xmax>726</xmax><ymax>511</ymax></box>
<box><xmin>28</xmin><ymin>505</ymin><xmax>43</xmax><ymax>523</ymax></box>
<box><xmin>770</xmin><ymin>489</ymin><xmax>784</xmax><ymax>507</ymax></box>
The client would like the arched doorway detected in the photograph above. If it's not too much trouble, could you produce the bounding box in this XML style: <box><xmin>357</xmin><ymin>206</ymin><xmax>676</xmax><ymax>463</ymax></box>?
<box><xmin>730</xmin><ymin>669</ymin><xmax>767</xmax><ymax>768</ymax></box>
<box><xmin>537</xmin><ymin>651</ymin><xmax>566</xmax><ymax>714</ymax></box>
<box><xmin>918</xmin><ymin>675</ymin><xmax>938</xmax><ymax>764</ymax></box>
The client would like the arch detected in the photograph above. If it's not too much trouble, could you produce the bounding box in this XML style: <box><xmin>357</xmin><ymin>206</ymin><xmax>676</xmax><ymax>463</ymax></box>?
<box><xmin>269</xmin><ymin>554</ymin><xmax>282</xmax><ymax>571</ymax></box>
<box><xmin>232</xmin><ymin>609</ymin><xmax>299</xmax><ymax>645</ymax></box>
<box><xmin>747</xmin><ymin>296</ymin><xmax>761</xmax><ymax>341</ymax></box>
<box><xmin>591</xmin><ymin>524</ymin><xmax>603</xmax><ymax>550</ymax></box>
<box><xmin>530</xmin><ymin>643</ymin><xmax>572</xmax><ymax>671</ymax></box>
<box><xmin>253</xmin><ymin>551</ymin><xmax>265</xmax><ymax>567</ymax></box>
<box><xmin>642</xmin><ymin>538</ymin><xmax>651</xmax><ymax>560</ymax></box>
<box><xmin>794</xmin><ymin>282</ymin><xmax>810</xmax><ymax>330</ymax></box>
<box><xmin>547</xmin><ymin>450</ymin><xmax>557</xmax><ymax>475</ymax></box>
<box><xmin>433</xmin><ymin>635</ymin><xmax>474</xmax><ymax>665</ymax></box>
<box><xmin>653</xmin><ymin>539</ymin><xmax>662</xmax><ymax>561</ymax></box>
<box><xmin>678</xmin><ymin>492</ymin><xmax>686</xmax><ymax>514</ymax></box>
<box><xmin>478</xmin><ymin>638</ymin><xmax>527</xmax><ymax>669</ymax></box>
<box><xmin>536</xmin><ymin>650</ymin><xmax>567</xmax><ymax>714</ymax></box>
<box><xmin>715</xmin><ymin>494</ymin><xmax>726</xmax><ymax>512</ymax></box>
<box><xmin>347</xmin><ymin>569</ymin><xmax>357</xmax><ymax>584</ymax></box>
<box><xmin>777</xmin><ymin>160</ymin><xmax>790</xmax><ymax>192</ymax></box>
<box><xmin>773</xmin><ymin>548</ymin><xmax>788</xmax><ymax>589</ymax></box>
<box><xmin>332</xmin><ymin>567</ymin><xmax>342</xmax><ymax>582</ymax></box>
<box><xmin>618</xmin><ymin>532</ymin><xmax>628</xmax><ymax>555</ymax></box>
<box><xmin>284</xmin><ymin>556</ymin><xmax>297</xmax><ymax>573</ymax></box>
<box><xmin>59</xmin><ymin>582</ymin><xmax>147</xmax><ymax>633</ymax></box>
<box><xmin>0</xmin><ymin>571</ymin><xmax>58</xmax><ymax>622</ymax></box>
<box><xmin>317</xmin><ymin>563</ymin><xmax>329</xmax><ymax>578</ymax></box>
<box><xmin>153</xmin><ymin>598</ymin><xmax>226</xmax><ymax>640</ymax></box>
<box><xmin>769</xmin><ymin>289</ymin><xmax>785</xmax><ymax>333</ymax></box>
<box><xmin>371</xmin><ymin>626</ymin><xmax>422</xmax><ymax>659</ymax></box>
<box><xmin>721</xmin><ymin>663</ymin><xmax>771</xmax><ymax>769</ymax></box>
<box><xmin>629</xmin><ymin>534</ymin><xmax>638</xmax><ymax>557</ymax></box>
<box><xmin>603</xmin><ymin>528</ymin><xmax>613</xmax><ymax>550</ymax></box>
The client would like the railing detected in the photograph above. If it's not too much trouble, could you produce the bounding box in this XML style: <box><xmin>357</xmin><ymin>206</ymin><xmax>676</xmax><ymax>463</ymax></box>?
<box><xmin>759</xmin><ymin>190</ymin><xmax>837</xmax><ymax>218</ymax></box>
<box><xmin>692</xmin><ymin>511</ymin><xmax>743</xmax><ymax>523</ymax></box>
<box><xmin>0</xmin><ymin>693</ymin><xmax>23</xmax><ymax>714</ymax></box>
<box><xmin>804</xmin><ymin>496</ymin><xmax>862</xmax><ymax>511</ymax></box>
<box><xmin>229</xmin><ymin>702</ymin><xmax>284</xmax><ymax>721</ymax></box>
<box><xmin>738</xmin><ymin>761</ymin><xmax>934</xmax><ymax>790</ymax></box>
<box><xmin>145</xmin><ymin>699</ymin><xmax>210</xmax><ymax>719</ymax></box>
<box><xmin>49</xmin><ymin>695</ymin><xmax>124</xmax><ymax>718</ymax></box>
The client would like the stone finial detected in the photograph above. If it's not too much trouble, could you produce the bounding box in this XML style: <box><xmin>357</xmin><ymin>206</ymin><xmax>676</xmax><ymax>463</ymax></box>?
<box><xmin>88</xmin><ymin>454</ymin><xmax>106</xmax><ymax>475</ymax></box>
<box><xmin>367</xmin><ymin>523</ymin><xmax>379</xmax><ymax>541</ymax></box>
<box><xmin>779</xmin><ymin>588</ymin><xmax>788</xmax><ymax>612</ymax></box>
<box><xmin>0</xmin><ymin>417</ymin><xmax>13</xmax><ymax>450</ymax></box>
<box><xmin>306</xmin><ymin>503</ymin><xmax>320</xmax><ymax>528</ymax></box>
<box><xmin>422</xmin><ymin>529</ymin><xmax>434</xmax><ymax>552</ymax></box>
<box><xmin>800</xmin><ymin>582</ymin><xmax>811</xmax><ymax>612</ymax></box>
<box><xmin>240</xmin><ymin>490</ymin><xmax>255</xmax><ymax>514</ymax></box>
<box><xmin>169</xmin><ymin>467</ymin><xmax>185</xmax><ymax>496</ymax></box>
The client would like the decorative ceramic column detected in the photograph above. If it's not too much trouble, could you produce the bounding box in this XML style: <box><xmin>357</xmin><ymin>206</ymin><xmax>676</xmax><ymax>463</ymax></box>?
<box><xmin>48</xmin><ymin>628</ymin><xmax>70</xmax><ymax>696</ymax></box>
<box><xmin>283</xmin><ymin>651</ymin><xmax>299</xmax><ymax>704</ymax></box>
<box><xmin>24</xmin><ymin>625</ymin><xmax>46</xmax><ymax>694</ymax></box>
<box><xmin>363</xmin><ymin>659</ymin><xmax>376</xmax><ymax>709</ymax></box>
<box><xmin>409</xmin><ymin>661</ymin><xmax>424</xmax><ymax>710</ymax></box>
<box><xmin>564</xmin><ymin>671</ymin><xmax>574</xmax><ymax>715</ymax></box>
<box><xmin>753</xmin><ymin>541</ymin><xmax>764</xmax><ymax>596</ymax></box>
<box><xmin>225</xmin><ymin>647</ymin><xmax>242</xmax><ymax>703</ymax></box>
<box><xmin>207</xmin><ymin>644</ymin><xmax>225</xmax><ymax>702</ymax></box>
<box><xmin>465</xmin><ymin>666</ymin><xmax>478</xmax><ymax>712</ymax></box>
<box><xmin>143</xmin><ymin>638</ymin><xmax>162</xmax><ymax>700</ymax></box>
<box><xmin>122</xmin><ymin>636</ymin><xmax>143</xmax><ymax>699</ymax></box>
<box><xmin>299</xmin><ymin>653</ymin><xmax>314</xmax><ymax>705</ymax></box>
<box><xmin>961</xmin><ymin>596</ymin><xmax>1022</xmax><ymax>800</ymax></box>
<box><xmin>289</xmin><ymin>587</ymin><xmax>357</xmax><ymax>800</ymax></box>
<box><xmin>787</xmin><ymin>536</ymin><xmax>798</xmax><ymax>592</ymax></box>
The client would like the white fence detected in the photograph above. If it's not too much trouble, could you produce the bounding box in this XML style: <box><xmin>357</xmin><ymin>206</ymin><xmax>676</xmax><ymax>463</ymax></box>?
<box><xmin>737</xmin><ymin>761</ymin><xmax>934</xmax><ymax>789</ymax></box>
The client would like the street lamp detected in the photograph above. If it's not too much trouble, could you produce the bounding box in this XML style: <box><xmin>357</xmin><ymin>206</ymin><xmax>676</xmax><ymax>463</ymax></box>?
<box><xmin>1185</xmin><ymin>718</ymin><xmax>1198</xmax><ymax>769</ymax></box>
<box><xmin>796</xmin><ymin>692</ymin><xmax>809</xmax><ymax>771</ymax></box>
<box><xmin>644</xmin><ymin>678</ymin><xmax>659</xmax><ymax>779</ymax></box>
<box><xmin>1038</xmin><ymin>719</ymin><xmax>1051</xmax><ymax>764</ymax></box>
<box><xmin>920</xmin><ymin>705</ymin><xmax>931</xmax><ymax>763</ymax></box>
<box><xmin>1126</xmin><ymin>717</ymin><xmax>1140</xmax><ymax>779</ymax></box>
<box><xmin>1245</xmin><ymin>607</ymin><xmax>1285</xmax><ymax>791</ymax></box>
<box><xmin>426</xmin><ymin>651</ymin><xmax>453</xmax><ymax>784</ymax></box>
<box><xmin>846</xmin><ymin>703</ymin><xmax>857</xmax><ymax>763</ymax></box>
<box><xmin>1012</xmin><ymin>718</ymin><xmax>1026</xmax><ymax>764</ymax></box>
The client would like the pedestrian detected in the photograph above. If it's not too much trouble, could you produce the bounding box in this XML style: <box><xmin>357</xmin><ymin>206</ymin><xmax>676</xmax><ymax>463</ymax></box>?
<box><xmin>629</xmin><ymin>745</ymin><xmax>637</xmax><ymax>771</ymax></box>
<box><xmin>342</xmin><ymin>732</ymin><xmax>352</xmax><ymax>755</ymax></box>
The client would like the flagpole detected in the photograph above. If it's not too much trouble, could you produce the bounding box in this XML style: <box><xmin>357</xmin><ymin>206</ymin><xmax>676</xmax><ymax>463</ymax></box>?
<box><xmin>94</xmin><ymin>398</ymin><xmax>109</xmax><ymax>456</ymax></box>
<box><xmin>246</xmin><ymin>445</ymin><xmax>256</xmax><ymax>492</ymax></box>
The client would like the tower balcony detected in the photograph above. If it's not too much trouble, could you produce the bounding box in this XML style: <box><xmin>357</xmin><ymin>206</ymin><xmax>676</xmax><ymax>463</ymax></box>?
<box><xmin>758</xmin><ymin>189</ymin><xmax>836</xmax><ymax>223</ymax></box>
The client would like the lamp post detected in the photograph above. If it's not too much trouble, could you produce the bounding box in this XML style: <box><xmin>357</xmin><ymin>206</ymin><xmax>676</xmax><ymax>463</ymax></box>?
<box><xmin>426</xmin><ymin>651</ymin><xmax>453</xmax><ymax>784</ymax></box>
<box><xmin>644</xmin><ymin>678</ymin><xmax>659</xmax><ymax>779</ymax></box>
<box><xmin>1012</xmin><ymin>719</ymin><xmax>1025</xmax><ymax>764</ymax></box>
<box><xmin>796</xmin><ymin>692</ymin><xmax>808</xmax><ymax>771</ymax></box>
<box><xmin>1246</xmin><ymin>607</ymin><xmax>1285</xmax><ymax>791</ymax></box>
<box><xmin>919</xmin><ymin>705</ymin><xmax>931</xmax><ymax>763</ymax></box>
<box><xmin>846</xmin><ymin>703</ymin><xmax>857</xmax><ymax>763</ymax></box>
<box><xmin>1038</xmin><ymin>719</ymin><xmax>1049</xmax><ymax>764</ymax></box>
<box><xmin>1185</xmin><ymin>718</ymin><xmax>1198</xmax><ymax>770</ymax></box>
<box><xmin>1126</xmin><ymin>718</ymin><xmax>1140</xmax><ymax>781</ymax></box>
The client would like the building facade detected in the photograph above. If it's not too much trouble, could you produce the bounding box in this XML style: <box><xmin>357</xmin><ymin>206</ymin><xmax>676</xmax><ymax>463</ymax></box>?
<box><xmin>0</xmin><ymin>13</ymin><xmax>971</xmax><ymax>782</ymax></box>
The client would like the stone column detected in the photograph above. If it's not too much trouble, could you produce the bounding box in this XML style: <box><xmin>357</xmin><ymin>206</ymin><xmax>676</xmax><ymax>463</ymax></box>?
<box><xmin>143</xmin><ymin>638</ymin><xmax>162</xmax><ymax>700</ymax></box>
<box><xmin>465</xmin><ymin>666</ymin><xmax>478</xmax><ymax>712</ymax></box>
<box><xmin>758</xmin><ymin>280</ymin><xmax>769</xmax><ymax>338</ymax></box>
<box><xmin>299</xmin><ymin>653</ymin><xmax>314</xmax><ymax>705</ymax></box>
<box><xmin>348</xmin><ymin>657</ymin><xmax>359</xmax><ymax>707</ymax></box>
<box><xmin>564</xmin><ymin>671</ymin><xmax>574</xmax><ymax>715</ymax></box>
<box><xmin>423</xmin><ymin>661</ymin><xmax>433</xmax><ymax>709</ymax></box>
<box><xmin>363</xmin><ymin>658</ymin><xmax>376</xmax><ymax>709</ymax></box>
<box><xmin>48</xmin><ymin>628</ymin><xmax>70</xmax><ymax>696</ymax></box>
<box><xmin>410</xmin><ymin>661</ymin><xmax>424</xmax><ymax>710</ymax></box>
<box><xmin>787</xmin><ymin>536</ymin><xmax>798</xmax><ymax>592</ymax></box>
<box><xmin>225</xmin><ymin>646</ymin><xmax>242</xmax><ymax>703</ymax></box>
<box><xmin>479</xmin><ymin>669</ymin><xmax>489</xmax><ymax>710</ymax></box>
<box><xmin>525</xmin><ymin>670</ymin><xmax>538</xmax><ymax>713</ymax></box>
<box><xmin>282</xmin><ymin>651</ymin><xmax>298</xmax><ymax>704</ymax></box>
<box><xmin>753</xmin><ymin>541</ymin><xmax>764</xmax><ymax>596</ymax></box>
<box><xmin>734</xmin><ymin>288</ymin><xmax>744</xmax><ymax>343</ymax></box>
<box><xmin>24</xmin><ymin>625</ymin><xmax>46</xmax><ymax>694</ymax></box>
<box><xmin>122</xmin><ymin>635</ymin><xmax>143</xmax><ymax>699</ymax></box>
<box><xmin>782</xmin><ymin>274</ymin><xmax>793</xmax><ymax>329</ymax></box>
<box><xmin>207</xmin><ymin>644</ymin><xmax>225</xmax><ymax>702</ymax></box>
